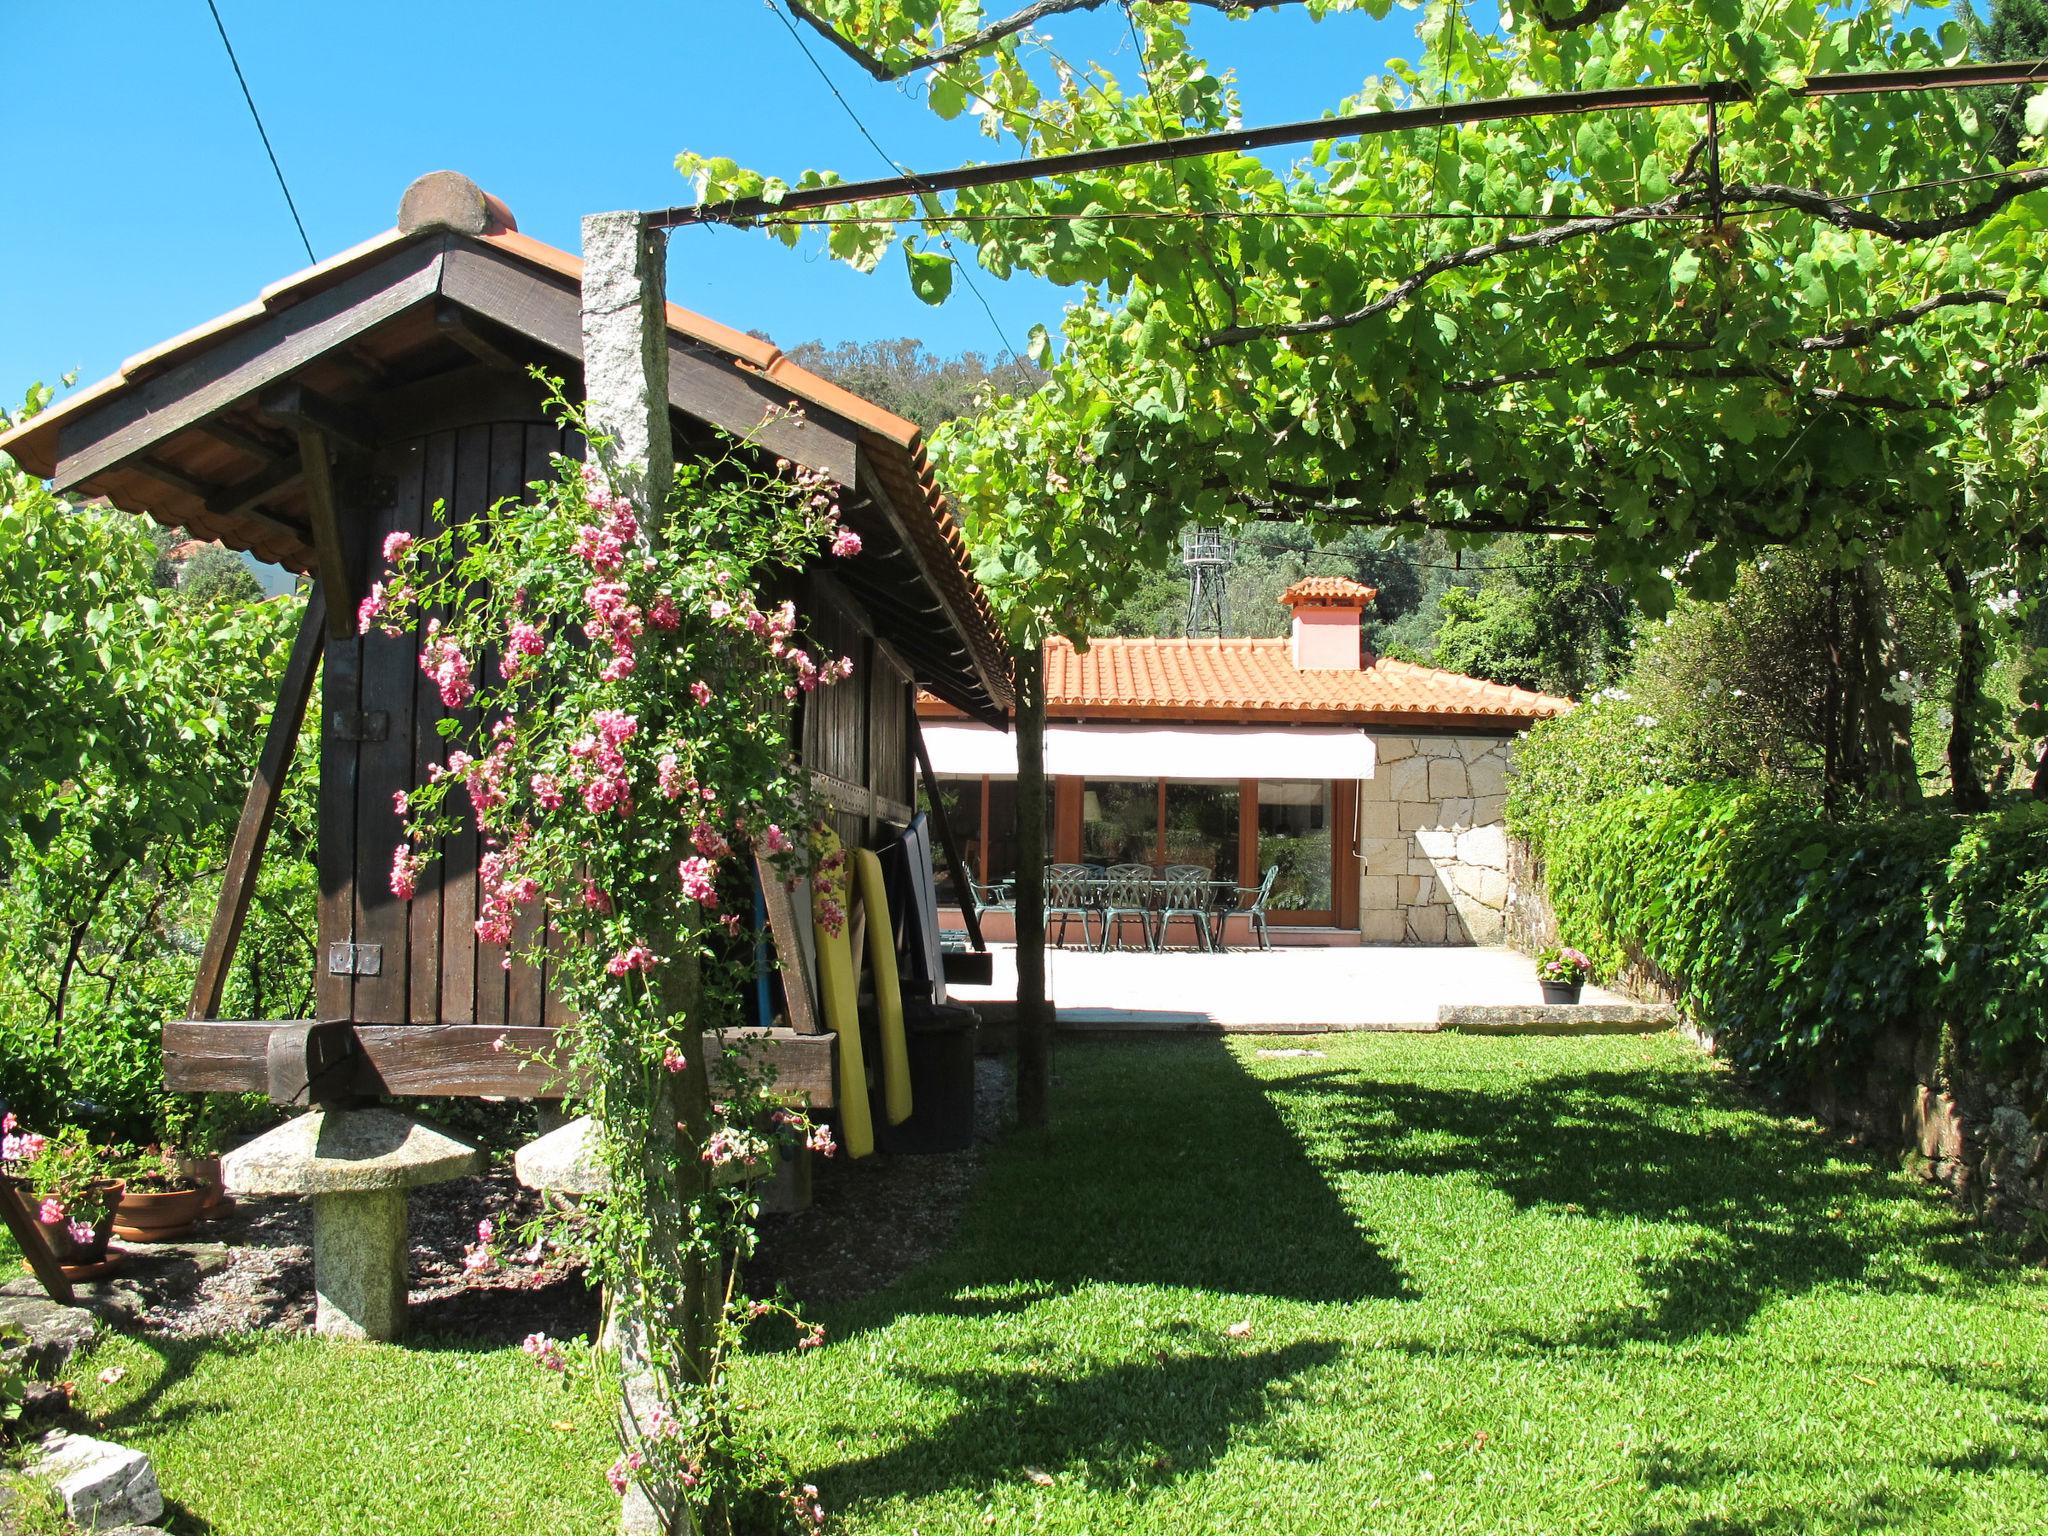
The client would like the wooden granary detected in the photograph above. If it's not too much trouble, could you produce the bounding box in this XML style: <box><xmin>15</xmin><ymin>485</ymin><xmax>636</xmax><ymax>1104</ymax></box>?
<box><xmin>0</xmin><ymin>172</ymin><xmax>1012</xmax><ymax>1110</ymax></box>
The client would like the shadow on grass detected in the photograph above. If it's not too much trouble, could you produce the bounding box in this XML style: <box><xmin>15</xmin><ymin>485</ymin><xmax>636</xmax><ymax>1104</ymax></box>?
<box><xmin>815</xmin><ymin>1338</ymin><xmax>1343</xmax><ymax>1506</ymax></box>
<box><xmin>1269</xmin><ymin>1056</ymin><xmax>1999</xmax><ymax>1344</ymax></box>
<box><xmin>869</xmin><ymin>1038</ymin><xmax>1414</xmax><ymax>1317</ymax></box>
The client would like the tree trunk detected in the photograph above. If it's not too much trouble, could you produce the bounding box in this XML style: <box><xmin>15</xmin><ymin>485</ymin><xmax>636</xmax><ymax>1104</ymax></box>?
<box><xmin>1012</xmin><ymin>642</ymin><xmax>1051</xmax><ymax>1130</ymax></box>
<box><xmin>1944</xmin><ymin>557</ymin><xmax>1991</xmax><ymax>813</ymax></box>
<box><xmin>1850</xmin><ymin>559</ymin><xmax>1922</xmax><ymax>807</ymax></box>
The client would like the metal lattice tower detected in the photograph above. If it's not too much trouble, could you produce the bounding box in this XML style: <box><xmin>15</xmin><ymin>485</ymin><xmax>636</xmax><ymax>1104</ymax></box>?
<box><xmin>1181</xmin><ymin>527</ymin><xmax>1235</xmax><ymax>638</ymax></box>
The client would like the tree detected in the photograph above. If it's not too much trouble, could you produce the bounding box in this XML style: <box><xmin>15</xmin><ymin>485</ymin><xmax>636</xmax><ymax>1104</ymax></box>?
<box><xmin>176</xmin><ymin>541</ymin><xmax>266</xmax><ymax>606</ymax></box>
<box><xmin>783</xmin><ymin>337</ymin><xmax>1044</xmax><ymax>432</ymax></box>
<box><xmin>1430</xmin><ymin>536</ymin><xmax>1634</xmax><ymax>696</ymax></box>
<box><xmin>683</xmin><ymin>1</ymin><xmax>2048</xmax><ymax>768</ymax></box>
<box><xmin>680</xmin><ymin>0</ymin><xmax>2048</xmax><ymax>1110</ymax></box>
<box><xmin>1975</xmin><ymin>0</ymin><xmax>2048</xmax><ymax>162</ymax></box>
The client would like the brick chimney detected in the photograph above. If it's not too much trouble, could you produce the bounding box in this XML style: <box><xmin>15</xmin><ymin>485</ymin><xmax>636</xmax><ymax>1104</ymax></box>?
<box><xmin>1279</xmin><ymin>577</ymin><xmax>1377</xmax><ymax>670</ymax></box>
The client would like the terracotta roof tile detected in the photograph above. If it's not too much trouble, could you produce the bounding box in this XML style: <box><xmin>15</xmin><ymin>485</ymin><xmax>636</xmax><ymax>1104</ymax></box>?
<box><xmin>1280</xmin><ymin>576</ymin><xmax>1378</xmax><ymax>607</ymax></box>
<box><xmin>1039</xmin><ymin>637</ymin><xmax>1571</xmax><ymax>725</ymax></box>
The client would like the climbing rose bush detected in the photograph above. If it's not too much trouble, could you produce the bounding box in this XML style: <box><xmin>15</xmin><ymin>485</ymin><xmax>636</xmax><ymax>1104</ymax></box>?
<box><xmin>370</xmin><ymin>385</ymin><xmax>856</xmax><ymax>1530</ymax></box>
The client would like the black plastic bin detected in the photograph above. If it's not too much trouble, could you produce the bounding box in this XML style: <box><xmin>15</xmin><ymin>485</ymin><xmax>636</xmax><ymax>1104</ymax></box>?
<box><xmin>877</xmin><ymin>1002</ymin><xmax>979</xmax><ymax>1154</ymax></box>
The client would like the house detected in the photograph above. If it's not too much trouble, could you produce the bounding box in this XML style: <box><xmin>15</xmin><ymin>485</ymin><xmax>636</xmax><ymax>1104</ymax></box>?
<box><xmin>920</xmin><ymin>576</ymin><xmax>1571</xmax><ymax>944</ymax></box>
<box><xmin>0</xmin><ymin>171</ymin><xmax>1012</xmax><ymax>1104</ymax></box>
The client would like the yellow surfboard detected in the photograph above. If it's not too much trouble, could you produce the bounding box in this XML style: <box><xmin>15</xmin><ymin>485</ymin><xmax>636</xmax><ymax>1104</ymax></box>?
<box><xmin>854</xmin><ymin>847</ymin><xmax>913</xmax><ymax>1127</ymax></box>
<box><xmin>811</xmin><ymin>828</ymin><xmax>874</xmax><ymax>1159</ymax></box>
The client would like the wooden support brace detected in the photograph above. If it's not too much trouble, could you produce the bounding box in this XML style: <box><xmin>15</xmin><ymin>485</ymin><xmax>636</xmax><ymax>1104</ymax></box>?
<box><xmin>912</xmin><ymin>711</ymin><xmax>985</xmax><ymax>951</ymax></box>
<box><xmin>756</xmin><ymin>855</ymin><xmax>822</xmax><ymax>1036</ymax></box>
<box><xmin>0</xmin><ymin>1181</ymin><xmax>74</xmax><ymax>1305</ymax></box>
<box><xmin>190</xmin><ymin>586</ymin><xmax>327</xmax><ymax>1020</ymax></box>
<box><xmin>294</xmin><ymin>427</ymin><xmax>357</xmax><ymax>639</ymax></box>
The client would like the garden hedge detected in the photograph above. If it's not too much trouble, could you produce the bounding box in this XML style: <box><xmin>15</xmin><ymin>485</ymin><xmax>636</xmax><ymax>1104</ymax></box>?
<box><xmin>1529</xmin><ymin>784</ymin><xmax>2048</xmax><ymax>1086</ymax></box>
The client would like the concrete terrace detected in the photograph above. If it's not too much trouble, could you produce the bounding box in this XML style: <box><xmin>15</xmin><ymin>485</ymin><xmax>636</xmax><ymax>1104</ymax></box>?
<box><xmin>948</xmin><ymin>943</ymin><xmax>1633</xmax><ymax>1032</ymax></box>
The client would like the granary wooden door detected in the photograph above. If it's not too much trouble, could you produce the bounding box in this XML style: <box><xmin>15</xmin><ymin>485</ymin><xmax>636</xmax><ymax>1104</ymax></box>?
<box><xmin>317</xmin><ymin>414</ymin><xmax>575</xmax><ymax>1031</ymax></box>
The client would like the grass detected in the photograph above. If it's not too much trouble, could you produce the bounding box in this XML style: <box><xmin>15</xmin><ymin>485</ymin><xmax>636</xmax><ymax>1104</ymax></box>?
<box><xmin>38</xmin><ymin>1033</ymin><xmax>2048</xmax><ymax>1535</ymax></box>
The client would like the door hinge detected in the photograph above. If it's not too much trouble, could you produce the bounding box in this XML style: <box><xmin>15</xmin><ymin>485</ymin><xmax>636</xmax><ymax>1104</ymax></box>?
<box><xmin>328</xmin><ymin>709</ymin><xmax>389</xmax><ymax>742</ymax></box>
<box><xmin>326</xmin><ymin>942</ymin><xmax>383</xmax><ymax>977</ymax></box>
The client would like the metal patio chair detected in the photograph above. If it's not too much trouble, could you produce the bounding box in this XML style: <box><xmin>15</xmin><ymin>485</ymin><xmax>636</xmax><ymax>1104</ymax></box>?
<box><xmin>1045</xmin><ymin>863</ymin><xmax>1099</xmax><ymax>949</ymax></box>
<box><xmin>1155</xmin><ymin>864</ymin><xmax>1216</xmax><ymax>952</ymax></box>
<box><xmin>1212</xmin><ymin>865</ymin><xmax>1280</xmax><ymax>952</ymax></box>
<box><xmin>1097</xmin><ymin>863</ymin><xmax>1157</xmax><ymax>952</ymax></box>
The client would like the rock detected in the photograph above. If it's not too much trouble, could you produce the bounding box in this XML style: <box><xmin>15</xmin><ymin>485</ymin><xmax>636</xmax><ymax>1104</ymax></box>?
<box><xmin>224</xmin><ymin>1107</ymin><xmax>483</xmax><ymax>1197</ymax></box>
<box><xmin>1386</xmin><ymin>756</ymin><xmax>1431</xmax><ymax>802</ymax></box>
<box><xmin>0</xmin><ymin>1296</ymin><xmax>96</xmax><ymax>1379</ymax></box>
<box><xmin>1427</xmin><ymin>758</ymin><xmax>1470</xmax><ymax>799</ymax></box>
<box><xmin>29</xmin><ymin>1433</ymin><xmax>164</xmax><ymax>1531</ymax></box>
<box><xmin>1439</xmin><ymin>1003</ymin><xmax>1676</xmax><ymax>1034</ymax></box>
<box><xmin>514</xmin><ymin>1116</ymin><xmax>612</xmax><ymax>1197</ymax></box>
<box><xmin>224</xmin><ymin>1109</ymin><xmax>483</xmax><ymax>1343</ymax></box>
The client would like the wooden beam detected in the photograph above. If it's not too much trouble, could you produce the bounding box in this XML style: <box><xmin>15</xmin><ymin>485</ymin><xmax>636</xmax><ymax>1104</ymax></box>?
<box><xmin>856</xmin><ymin>443</ymin><xmax>1012</xmax><ymax>721</ymax></box>
<box><xmin>197</xmin><ymin>416</ymin><xmax>297</xmax><ymax>464</ymax></box>
<box><xmin>913</xmin><ymin>711</ymin><xmax>984</xmax><ymax>951</ymax></box>
<box><xmin>756</xmin><ymin>855</ymin><xmax>821</xmax><ymax>1036</ymax></box>
<box><xmin>136</xmin><ymin>455</ymin><xmax>222</xmax><ymax>503</ymax></box>
<box><xmin>810</xmin><ymin>768</ymin><xmax>914</xmax><ymax>828</ymax></box>
<box><xmin>262</xmin><ymin>382</ymin><xmax>377</xmax><ymax>456</ymax></box>
<box><xmin>190</xmin><ymin>587</ymin><xmax>327</xmax><ymax>1020</ymax></box>
<box><xmin>206</xmin><ymin>460</ymin><xmax>304</xmax><ymax>521</ymax></box>
<box><xmin>295</xmin><ymin>426</ymin><xmax>356</xmax><ymax>639</ymax></box>
<box><xmin>0</xmin><ymin>1181</ymin><xmax>74</xmax><ymax>1305</ymax></box>
<box><xmin>160</xmin><ymin>1021</ymin><xmax>837</xmax><ymax>1107</ymax></box>
<box><xmin>436</xmin><ymin>243</ymin><xmax>864</xmax><ymax>483</ymax></box>
<box><xmin>51</xmin><ymin>242</ymin><xmax>443</xmax><ymax>491</ymax></box>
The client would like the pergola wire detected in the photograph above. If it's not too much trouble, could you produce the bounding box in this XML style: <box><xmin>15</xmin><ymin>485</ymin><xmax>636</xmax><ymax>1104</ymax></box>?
<box><xmin>649</xmin><ymin>60</ymin><xmax>2048</xmax><ymax>230</ymax></box>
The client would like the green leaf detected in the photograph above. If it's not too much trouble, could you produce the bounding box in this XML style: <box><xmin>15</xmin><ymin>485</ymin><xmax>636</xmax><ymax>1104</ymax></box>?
<box><xmin>904</xmin><ymin>244</ymin><xmax>954</xmax><ymax>306</ymax></box>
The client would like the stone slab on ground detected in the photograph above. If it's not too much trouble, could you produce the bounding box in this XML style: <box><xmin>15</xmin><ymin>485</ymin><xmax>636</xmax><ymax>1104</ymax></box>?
<box><xmin>2</xmin><ymin>1243</ymin><xmax>231</xmax><ymax>1328</ymax></box>
<box><xmin>0</xmin><ymin>1295</ymin><xmax>95</xmax><ymax>1378</ymax></box>
<box><xmin>1438</xmin><ymin>1002</ymin><xmax>1676</xmax><ymax>1035</ymax></box>
<box><xmin>28</xmin><ymin>1432</ymin><xmax>164</xmax><ymax>1531</ymax></box>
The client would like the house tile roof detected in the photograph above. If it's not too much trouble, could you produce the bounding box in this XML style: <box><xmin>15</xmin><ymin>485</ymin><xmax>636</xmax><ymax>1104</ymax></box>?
<box><xmin>1280</xmin><ymin>576</ymin><xmax>1378</xmax><ymax>607</ymax></box>
<box><xmin>1038</xmin><ymin>636</ymin><xmax>1572</xmax><ymax>726</ymax></box>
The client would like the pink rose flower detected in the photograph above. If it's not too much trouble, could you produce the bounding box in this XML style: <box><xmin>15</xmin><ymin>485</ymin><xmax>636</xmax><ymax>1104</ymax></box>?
<box><xmin>381</xmin><ymin>531</ymin><xmax>414</xmax><ymax>563</ymax></box>
<box><xmin>830</xmin><ymin>526</ymin><xmax>862</xmax><ymax>558</ymax></box>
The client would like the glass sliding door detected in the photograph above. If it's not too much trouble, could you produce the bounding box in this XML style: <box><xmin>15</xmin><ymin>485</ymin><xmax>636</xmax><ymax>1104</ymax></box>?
<box><xmin>1256</xmin><ymin>780</ymin><xmax>1333</xmax><ymax>916</ymax></box>
<box><xmin>919</xmin><ymin>775</ymin><xmax>982</xmax><ymax>889</ymax></box>
<box><xmin>1162</xmin><ymin>780</ymin><xmax>1239</xmax><ymax>881</ymax></box>
<box><xmin>1081</xmin><ymin>781</ymin><xmax>1157</xmax><ymax>866</ymax></box>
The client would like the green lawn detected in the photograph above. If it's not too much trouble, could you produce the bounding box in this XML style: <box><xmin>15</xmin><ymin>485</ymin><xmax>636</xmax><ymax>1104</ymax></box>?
<box><xmin>58</xmin><ymin>1033</ymin><xmax>2048</xmax><ymax>1534</ymax></box>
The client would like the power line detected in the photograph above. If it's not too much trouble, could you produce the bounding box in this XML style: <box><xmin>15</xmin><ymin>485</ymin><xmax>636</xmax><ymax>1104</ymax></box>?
<box><xmin>202</xmin><ymin>0</ymin><xmax>314</xmax><ymax>265</ymax></box>
<box><xmin>758</xmin><ymin>0</ymin><xmax>1028</xmax><ymax>370</ymax></box>
<box><xmin>649</xmin><ymin>59</ymin><xmax>2048</xmax><ymax>229</ymax></box>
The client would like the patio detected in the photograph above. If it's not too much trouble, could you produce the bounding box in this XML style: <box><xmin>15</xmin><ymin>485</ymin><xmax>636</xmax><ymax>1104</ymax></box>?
<box><xmin>947</xmin><ymin>943</ymin><xmax>1633</xmax><ymax>1032</ymax></box>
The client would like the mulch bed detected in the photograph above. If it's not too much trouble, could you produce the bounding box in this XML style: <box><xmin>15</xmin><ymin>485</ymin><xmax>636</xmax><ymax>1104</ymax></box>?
<box><xmin>125</xmin><ymin>1057</ymin><xmax>1012</xmax><ymax>1345</ymax></box>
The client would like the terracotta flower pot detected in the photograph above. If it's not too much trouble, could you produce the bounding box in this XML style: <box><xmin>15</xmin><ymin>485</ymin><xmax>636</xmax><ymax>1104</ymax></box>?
<box><xmin>112</xmin><ymin>1183</ymin><xmax>210</xmax><ymax>1243</ymax></box>
<box><xmin>1539</xmin><ymin>980</ymin><xmax>1583</xmax><ymax>1005</ymax></box>
<box><xmin>31</xmin><ymin>1178</ymin><xmax>126</xmax><ymax>1279</ymax></box>
<box><xmin>175</xmin><ymin>1153</ymin><xmax>227</xmax><ymax>1212</ymax></box>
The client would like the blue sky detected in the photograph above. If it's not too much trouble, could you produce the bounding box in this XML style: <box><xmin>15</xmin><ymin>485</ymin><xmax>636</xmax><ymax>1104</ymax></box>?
<box><xmin>2</xmin><ymin>1</ymin><xmax>1424</xmax><ymax>400</ymax></box>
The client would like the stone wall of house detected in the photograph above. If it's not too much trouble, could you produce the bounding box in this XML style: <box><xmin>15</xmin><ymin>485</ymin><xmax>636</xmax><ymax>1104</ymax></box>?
<box><xmin>1355</xmin><ymin>733</ymin><xmax>1514</xmax><ymax>945</ymax></box>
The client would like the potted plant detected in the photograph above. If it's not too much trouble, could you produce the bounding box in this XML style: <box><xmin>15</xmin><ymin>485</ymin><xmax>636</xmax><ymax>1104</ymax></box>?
<box><xmin>1536</xmin><ymin>946</ymin><xmax>1592</xmax><ymax>1005</ymax></box>
<box><xmin>111</xmin><ymin>1146</ymin><xmax>210</xmax><ymax>1243</ymax></box>
<box><xmin>158</xmin><ymin>1095</ymin><xmax>232</xmax><ymax>1213</ymax></box>
<box><xmin>1</xmin><ymin>1120</ymin><xmax>126</xmax><ymax>1278</ymax></box>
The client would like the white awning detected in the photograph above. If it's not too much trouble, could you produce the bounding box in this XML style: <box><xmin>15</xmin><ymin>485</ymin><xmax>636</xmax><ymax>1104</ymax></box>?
<box><xmin>920</xmin><ymin>722</ymin><xmax>1376</xmax><ymax>781</ymax></box>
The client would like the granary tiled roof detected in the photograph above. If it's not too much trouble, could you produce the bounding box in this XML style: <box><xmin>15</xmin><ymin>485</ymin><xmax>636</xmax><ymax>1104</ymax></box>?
<box><xmin>1280</xmin><ymin>576</ymin><xmax>1379</xmax><ymax>607</ymax></box>
<box><xmin>0</xmin><ymin>173</ymin><xmax>1012</xmax><ymax>719</ymax></box>
<box><xmin>1037</xmin><ymin>636</ymin><xmax>1572</xmax><ymax>726</ymax></box>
